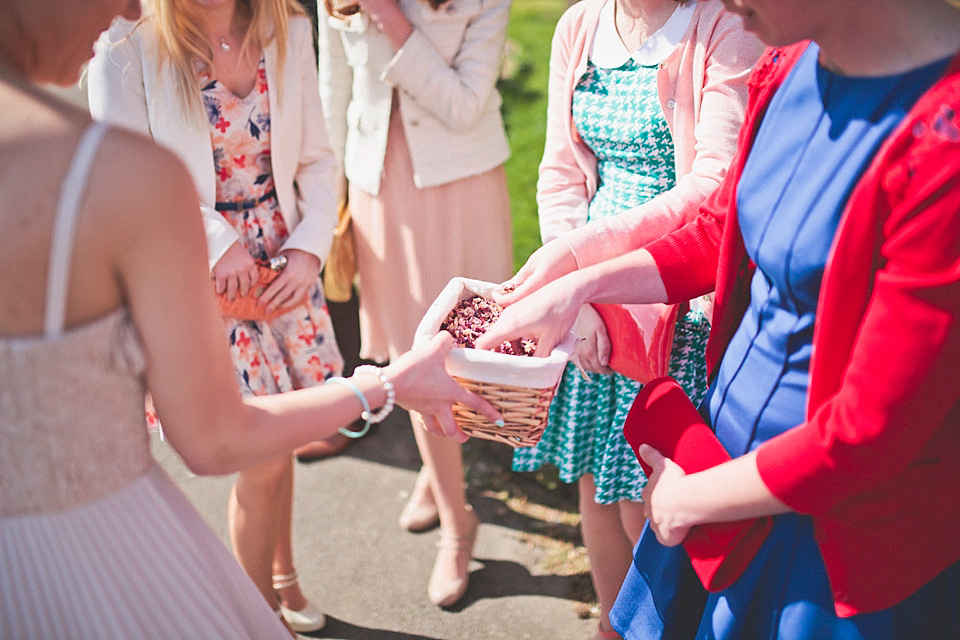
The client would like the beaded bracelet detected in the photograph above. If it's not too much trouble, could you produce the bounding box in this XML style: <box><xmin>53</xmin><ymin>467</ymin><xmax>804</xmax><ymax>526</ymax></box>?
<box><xmin>353</xmin><ymin>365</ymin><xmax>395</xmax><ymax>425</ymax></box>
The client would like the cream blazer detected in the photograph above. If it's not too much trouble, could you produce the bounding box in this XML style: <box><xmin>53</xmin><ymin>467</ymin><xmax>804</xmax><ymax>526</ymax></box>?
<box><xmin>87</xmin><ymin>16</ymin><xmax>337</xmax><ymax>270</ymax></box>
<box><xmin>318</xmin><ymin>0</ymin><xmax>511</xmax><ymax>195</ymax></box>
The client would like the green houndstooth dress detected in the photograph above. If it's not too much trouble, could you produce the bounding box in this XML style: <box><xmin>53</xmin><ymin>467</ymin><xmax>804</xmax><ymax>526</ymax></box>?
<box><xmin>512</xmin><ymin>57</ymin><xmax>710</xmax><ymax>504</ymax></box>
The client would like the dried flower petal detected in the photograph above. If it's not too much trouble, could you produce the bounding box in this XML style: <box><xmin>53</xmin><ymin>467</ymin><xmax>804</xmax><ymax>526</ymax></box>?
<box><xmin>440</xmin><ymin>295</ymin><xmax>537</xmax><ymax>356</ymax></box>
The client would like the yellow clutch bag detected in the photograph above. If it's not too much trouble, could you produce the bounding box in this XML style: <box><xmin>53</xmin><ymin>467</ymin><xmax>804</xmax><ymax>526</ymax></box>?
<box><xmin>323</xmin><ymin>199</ymin><xmax>356</xmax><ymax>303</ymax></box>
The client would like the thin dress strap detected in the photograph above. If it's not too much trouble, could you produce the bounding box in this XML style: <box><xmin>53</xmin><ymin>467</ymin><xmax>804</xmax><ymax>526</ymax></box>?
<box><xmin>44</xmin><ymin>122</ymin><xmax>110</xmax><ymax>338</ymax></box>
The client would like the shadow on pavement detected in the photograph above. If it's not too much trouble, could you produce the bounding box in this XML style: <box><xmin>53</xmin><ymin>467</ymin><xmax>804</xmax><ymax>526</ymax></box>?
<box><xmin>302</xmin><ymin>618</ymin><xmax>443</xmax><ymax>639</ymax></box>
<box><xmin>443</xmin><ymin>558</ymin><xmax>589</xmax><ymax>611</ymax></box>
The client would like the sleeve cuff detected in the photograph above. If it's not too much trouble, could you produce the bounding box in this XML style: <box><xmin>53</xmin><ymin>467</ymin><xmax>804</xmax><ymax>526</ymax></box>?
<box><xmin>755</xmin><ymin>425</ymin><xmax>835</xmax><ymax>516</ymax></box>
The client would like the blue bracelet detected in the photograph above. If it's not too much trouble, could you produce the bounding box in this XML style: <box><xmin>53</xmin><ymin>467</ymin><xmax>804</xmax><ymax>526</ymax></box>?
<box><xmin>327</xmin><ymin>376</ymin><xmax>373</xmax><ymax>439</ymax></box>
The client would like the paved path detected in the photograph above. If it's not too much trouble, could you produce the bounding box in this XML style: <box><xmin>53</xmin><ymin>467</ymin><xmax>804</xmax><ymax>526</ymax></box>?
<box><xmin>154</xmin><ymin>297</ymin><xmax>598</xmax><ymax>640</ymax></box>
<box><xmin>154</xmin><ymin>425</ymin><xmax>595</xmax><ymax>640</ymax></box>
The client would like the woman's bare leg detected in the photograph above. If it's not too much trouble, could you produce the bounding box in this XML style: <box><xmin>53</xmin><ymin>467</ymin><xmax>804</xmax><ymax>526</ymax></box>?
<box><xmin>411</xmin><ymin>412</ymin><xmax>478</xmax><ymax>606</ymax></box>
<box><xmin>271</xmin><ymin>460</ymin><xmax>309</xmax><ymax>611</ymax></box>
<box><xmin>578</xmin><ymin>474</ymin><xmax>637</xmax><ymax>638</ymax></box>
<box><xmin>228</xmin><ymin>454</ymin><xmax>291</xmax><ymax>606</ymax></box>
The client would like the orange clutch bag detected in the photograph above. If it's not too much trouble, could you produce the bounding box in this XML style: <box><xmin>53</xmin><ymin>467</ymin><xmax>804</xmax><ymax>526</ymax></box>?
<box><xmin>216</xmin><ymin>256</ymin><xmax>291</xmax><ymax>322</ymax></box>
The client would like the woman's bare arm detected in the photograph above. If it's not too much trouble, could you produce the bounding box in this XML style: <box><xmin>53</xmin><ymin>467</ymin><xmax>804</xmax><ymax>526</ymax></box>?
<box><xmin>97</xmin><ymin>131</ymin><xmax>496</xmax><ymax>474</ymax></box>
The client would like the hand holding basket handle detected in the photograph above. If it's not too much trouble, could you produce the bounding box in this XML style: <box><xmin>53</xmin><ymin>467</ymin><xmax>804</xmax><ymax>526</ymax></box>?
<box><xmin>623</xmin><ymin>376</ymin><xmax>772</xmax><ymax>591</ymax></box>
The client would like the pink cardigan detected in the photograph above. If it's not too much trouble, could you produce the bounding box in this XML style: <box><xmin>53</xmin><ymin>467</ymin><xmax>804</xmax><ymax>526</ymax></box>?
<box><xmin>538</xmin><ymin>0</ymin><xmax>763</xmax><ymax>245</ymax></box>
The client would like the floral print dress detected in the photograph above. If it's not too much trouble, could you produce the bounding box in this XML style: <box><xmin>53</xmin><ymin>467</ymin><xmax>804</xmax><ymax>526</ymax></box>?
<box><xmin>203</xmin><ymin>56</ymin><xmax>342</xmax><ymax>398</ymax></box>
<box><xmin>145</xmin><ymin>55</ymin><xmax>342</xmax><ymax>432</ymax></box>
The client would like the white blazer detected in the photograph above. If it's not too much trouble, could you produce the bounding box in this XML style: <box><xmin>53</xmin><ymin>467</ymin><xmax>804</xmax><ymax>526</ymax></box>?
<box><xmin>318</xmin><ymin>0</ymin><xmax>511</xmax><ymax>195</ymax></box>
<box><xmin>87</xmin><ymin>16</ymin><xmax>337</xmax><ymax>270</ymax></box>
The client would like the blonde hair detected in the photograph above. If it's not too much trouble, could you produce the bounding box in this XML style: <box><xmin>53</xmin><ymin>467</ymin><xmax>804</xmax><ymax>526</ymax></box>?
<box><xmin>143</xmin><ymin>0</ymin><xmax>306</xmax><ymax>116</ymax></box>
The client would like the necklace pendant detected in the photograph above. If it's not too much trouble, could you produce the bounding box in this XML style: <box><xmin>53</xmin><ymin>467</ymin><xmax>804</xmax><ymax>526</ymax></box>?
<box><xmin>219</xmin><ymin>38</ymin><xmax>231</xmax><ymax>53</ymax></box>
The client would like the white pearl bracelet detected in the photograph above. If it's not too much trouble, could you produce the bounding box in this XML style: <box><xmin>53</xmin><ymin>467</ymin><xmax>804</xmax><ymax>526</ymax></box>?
<box><xmin>354</xmin><ymin>365</ymin><xmax>395</xmax><ymax>425</ymax></box>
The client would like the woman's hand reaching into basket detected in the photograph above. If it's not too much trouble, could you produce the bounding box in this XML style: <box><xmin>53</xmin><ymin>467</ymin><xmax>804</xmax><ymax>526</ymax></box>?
<box><xmin>491</xmin><ymin>238</ymin><xmax>580</xmax><ymax>308</ymax></box>
<box><xmin>479</xmin><ymin>241</ymin><xmax>670</xmax><ymax>360</ymax></box>
<box><xmin>474</xmin><ymin>269</ymin><xmax>589</xmax><ymax>358</ymax></box>
<box><xmin>476</xmin><ymin>237</ymin><xmax>586</xmax><ymax>357</ymax></box>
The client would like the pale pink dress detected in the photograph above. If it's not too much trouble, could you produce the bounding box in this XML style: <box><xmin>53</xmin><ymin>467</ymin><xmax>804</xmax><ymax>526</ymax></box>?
<box><xmin>0</xmin><ymin>123</ymin><xmax>289</xmax><ymax>639</ymax></box>
<box><xmin>350</xmin><ymin>93</ymin><xmax>513</xmax><ymax>362</ymax></box>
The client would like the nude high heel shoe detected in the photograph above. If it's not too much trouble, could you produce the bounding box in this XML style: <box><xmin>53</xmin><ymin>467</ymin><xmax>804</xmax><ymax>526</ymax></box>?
<box><xmin>399</xmin><ymin>468</ymin><xmax>440</xmax><ymax>532</ymax></box>
<box><xmin>427</xmin><ymin>507</ymin><xmax>479</xmax><ymax>607</ymax></box>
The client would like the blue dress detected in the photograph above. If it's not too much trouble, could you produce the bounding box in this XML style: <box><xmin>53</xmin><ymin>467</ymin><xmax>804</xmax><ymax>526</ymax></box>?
<box><xmin>610</xmin><ymin>45</ymin><xmax>960</xmax><ymax>640</ymax></box>
<box><xmin>512</xmin><ymin>55</ymin><xmax>709</xmax><ymax>504</ymax></box>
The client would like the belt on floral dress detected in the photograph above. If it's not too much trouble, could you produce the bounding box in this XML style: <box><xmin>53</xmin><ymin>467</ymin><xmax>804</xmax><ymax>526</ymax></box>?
<box><xmin>214</xmin><ymin>188</ymin><xmax>277</xmax><ymax>212</ymax></box>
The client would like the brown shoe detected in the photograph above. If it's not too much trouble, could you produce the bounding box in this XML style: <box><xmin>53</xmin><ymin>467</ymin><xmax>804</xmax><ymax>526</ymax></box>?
<box><xmin>294</xmin><ymin>432</ymin><xmax>352</xmax><ymax>462</ymax></box>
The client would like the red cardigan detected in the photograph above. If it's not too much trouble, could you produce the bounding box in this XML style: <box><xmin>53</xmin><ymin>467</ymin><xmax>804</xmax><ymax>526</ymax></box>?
<box><xmin>644</xmin><ymin>43</ymin><xmax>960</xmax><ymax>616</ymax></box>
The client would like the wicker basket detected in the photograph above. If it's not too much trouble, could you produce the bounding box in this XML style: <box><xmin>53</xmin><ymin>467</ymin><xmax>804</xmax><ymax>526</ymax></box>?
<box><xmin>452</xmin><ymin>377</ymin><xmax>556</xmax><ymax>447</ymax></box>
<box><xmin>414</xmin><ymin>278</ymin><xmax>575</xmax><ymax>448</ymax></box>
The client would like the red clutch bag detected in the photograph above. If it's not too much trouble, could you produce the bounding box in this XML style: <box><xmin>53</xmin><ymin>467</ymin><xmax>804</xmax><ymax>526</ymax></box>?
<box><xmin>592</xmin><ymin>302</ymin><xmax>680</xmax><ymax>383</ymax></box>
<box><xmin>623</xmin><ymin>376</ymin><xmax>773</xmax><ymax>591</ymax></box>
<box><xmin>216</xmin><ymin>257</ymin><xmax>292</xmax><ymax>322</ymax></box>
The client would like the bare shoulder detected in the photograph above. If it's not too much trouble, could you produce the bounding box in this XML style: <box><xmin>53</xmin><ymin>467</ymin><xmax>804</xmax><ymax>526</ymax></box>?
<box><xmin>78</xmin><ymin>124</ymin><xmax>207</xmax><ymax>306</ymax></box>
<box><xmin>0</xmin><ymin>87</ymin><xmax>202</xmax><ymax>331</ymax></box>
<box><xmin>87</xmin><ymin>126</ymin><xmax>200</xmax><ymax>235</ymax></box>
<box><xmin>94</xmin><ymin>127</ymin><xmax>194</xmax><ymax>200</ymax></box>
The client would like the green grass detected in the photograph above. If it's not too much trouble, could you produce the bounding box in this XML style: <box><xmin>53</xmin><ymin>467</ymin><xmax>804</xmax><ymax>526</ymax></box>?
<box><xmin>499</xmin><ymin>0</ymin><xmax>568</xmax><ymax>272</ymax></box>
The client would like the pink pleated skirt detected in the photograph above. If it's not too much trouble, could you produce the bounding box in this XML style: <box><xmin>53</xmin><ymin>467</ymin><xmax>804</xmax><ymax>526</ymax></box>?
<box><xmin>0</xmin><ymin>463</ymin><xmax>289</xmax><ymax>639</ymax></box>
<box><xmin>350</xmin><ymin>102</ymin><xmax>513</xmax><ymax>363</ymax></box>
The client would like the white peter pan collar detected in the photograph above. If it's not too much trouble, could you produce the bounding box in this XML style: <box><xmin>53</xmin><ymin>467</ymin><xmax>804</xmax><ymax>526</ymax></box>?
<box><xmin>589</xmin><ymin>0</ymin><xmax>694</xmax><ymax>69</ymax></box>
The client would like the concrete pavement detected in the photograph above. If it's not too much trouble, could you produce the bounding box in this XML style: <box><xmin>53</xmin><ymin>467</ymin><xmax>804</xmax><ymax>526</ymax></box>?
<box><xmin>153</xmin><ymin>422</ymin><xmax>597</xmax><ymax>640</ymax></box>
<box><xmin>153</xmin><ymin>296</ymin><xmax>599</xmax><ymax>640</ymax></box>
